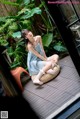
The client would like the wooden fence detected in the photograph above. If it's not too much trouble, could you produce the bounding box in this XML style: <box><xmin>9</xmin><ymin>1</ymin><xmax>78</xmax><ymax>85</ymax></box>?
<box><xmin>0</xmin><ymin>0</ymin><xmax>18</xmax><ymax>17</ymax></box>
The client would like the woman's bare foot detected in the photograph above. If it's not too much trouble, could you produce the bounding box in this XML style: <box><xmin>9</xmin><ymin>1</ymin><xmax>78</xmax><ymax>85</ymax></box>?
<box><xmin>33</xmin><ymin>79</ymin><xmax>43</xmax><ymax>85</ymax></box>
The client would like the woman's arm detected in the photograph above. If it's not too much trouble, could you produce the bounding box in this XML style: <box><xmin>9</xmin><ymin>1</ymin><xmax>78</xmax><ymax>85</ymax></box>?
<box><xmin>38</xmin><ymin>36</ymin><xmax>47</xmax><ymax>58</ymax></box>
<box><xmin>27</xmin><ymin>43</ymin><xmax>47</xmax><ymax>61</ymax></box>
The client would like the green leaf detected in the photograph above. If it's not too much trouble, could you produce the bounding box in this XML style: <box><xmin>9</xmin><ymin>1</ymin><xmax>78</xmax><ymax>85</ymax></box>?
<box><xmin>23</xmin><ymin>0</ymin><xmax>30</xmax><ymax>5</ymax></box>
<box><xmin>0</xmin><ymin>17</ymin><xmax>7</xmax><ymax>22</ymax></box>
<box><xmin>42</xmin><ymin>33</ymin><xmax>53</xmax><ymax>47</ymax></box>
<box><xmin>20</xmin><ymin>20</ymin><xmax>31</xmax><ymax>29</ymax></box>
<box><xmin>8</xmin><ymin>22</ymin><xmax>18</xmax><ymax>31</ymax></box>
<box><xmin>7</xmin><ymin>47</ymin><xmax>14</xmax><ymax>56</ymax></box>
<box><xmin>31</xmin><ymin>7</ymin><xmax>42</xmax><ymax>14</ymax></box>
<box><xmin>17</xmin><ymin>8</ymin><xmax>29</xmax><ymax>16</ymax></box>
<box><xmin>0</xmin><ymin>39</ymin><xmax>9</xmax><ymax>46</ymax></box>
<box><xmin>16</xmin><ymin>41</ymin><xmax>24</xmax><ymax>48</ymax></box>
<box><xmin>23</xmin><ymin>0</ymin><xmax>34</xmax><ymax>5</ymax></box>
<box><xmin>12</xmin><ymin>31</ymin><xmax>21</xmax><ymax>38</ymax></box>
<box><xmin>53</xmin><ymin>44</ymin><xmax>67</xmax><ymax>52</ymax></box>
<box><xmin>10</xmin><ymin>62</ymin><xmax>21</xmax><ymax>69</ymax></box>
<box><xmin>21</xmin><ymin>7</ymin><xmax>42</xmax><ymax>19</ymax></box>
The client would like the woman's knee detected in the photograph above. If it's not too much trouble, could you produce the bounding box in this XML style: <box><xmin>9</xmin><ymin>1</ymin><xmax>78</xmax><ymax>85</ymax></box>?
<box><xmin>53</xmin><ymin>54</ymin><xmax>59</xmax><ymax>62</ymax></box>
<box><xmin>44</xmin><ymin>61</ymin><xmax>53</xmax><ymax>70</ymax></box>
<box><xmin>55</xmin><ymin>54</ymin><xmax>59</xmax><ymax>60</ymax></box>
<box><xmin>46</xmin><ymin>61</ymin><xmax>52</xmax><ymax>67</ymax></box>
<box><xmin>42</xmin><ymin>61</ymin><xmax>52</xmax><ymax>73</ymax></box>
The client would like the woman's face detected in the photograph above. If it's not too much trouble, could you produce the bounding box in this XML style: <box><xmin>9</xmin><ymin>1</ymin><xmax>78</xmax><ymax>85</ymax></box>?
<box><xmin>25</xmin><ymin>31</ymin><xmax>33</xmax><ymax>40</ymax></box>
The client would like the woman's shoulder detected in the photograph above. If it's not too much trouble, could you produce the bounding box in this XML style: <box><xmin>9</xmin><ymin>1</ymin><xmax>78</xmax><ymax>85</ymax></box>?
<box><xmin>34</xmin><ymin>35</ymin><xmax>41</xmax><ymax>42</ymax></box>
<box><xmin>35</xmin><ymin>35</ymin><xmax>41</xmax><ymax>39</ymax></box>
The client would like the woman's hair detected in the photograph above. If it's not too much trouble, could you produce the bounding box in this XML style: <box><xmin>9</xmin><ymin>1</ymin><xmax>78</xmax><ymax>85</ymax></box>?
<box><xmin>21</xmin><ymin>29</ymin><xmax>29</xmax><ymax>39</ymax></box>
<box><xmin>21</xmin><ymin>29</ymin><xmax>29</xmax><ymax>44</ymax></box>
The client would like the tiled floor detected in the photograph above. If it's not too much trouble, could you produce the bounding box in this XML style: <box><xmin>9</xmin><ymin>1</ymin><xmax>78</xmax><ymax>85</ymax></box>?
<box><xmin>22</xmin><ymin>55</ymin><xmax>80</xmax><ymax>119</ymax></box>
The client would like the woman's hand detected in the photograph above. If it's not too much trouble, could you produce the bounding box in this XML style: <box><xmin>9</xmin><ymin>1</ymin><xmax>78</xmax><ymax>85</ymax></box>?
<box><xmin>27</xmin><ymin>43</ymin><xmax>47</xmax><ymax>61</ymax></box>
<box><xmin>47</xmin><ymin>57</ymin><xmax>56</xmax><ymax>62</ymax></box>
<box><xmin>39</xmin><ymin>54</ymin><xmax>47</xmax><ymax>61</ymax></box>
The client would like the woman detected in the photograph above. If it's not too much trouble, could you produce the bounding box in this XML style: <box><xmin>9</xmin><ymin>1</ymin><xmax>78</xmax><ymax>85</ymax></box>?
<box><xmin>21</xmin><ymin>29</ymin><xmax>59</xmax><ymax>85</ymax></box>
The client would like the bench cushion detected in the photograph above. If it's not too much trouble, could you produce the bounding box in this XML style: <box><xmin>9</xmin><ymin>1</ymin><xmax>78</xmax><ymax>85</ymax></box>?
<box><xmin>31</xmin><ymin>64</ymin><xmax>60</xmax><ymax>84</ymax></box>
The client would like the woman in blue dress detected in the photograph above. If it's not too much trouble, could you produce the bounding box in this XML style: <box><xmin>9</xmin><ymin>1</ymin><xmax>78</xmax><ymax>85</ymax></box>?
<box><xmin>21</xmin><ymin>29</ymin><xmax>59</xmax><ymax>85</ymax></box>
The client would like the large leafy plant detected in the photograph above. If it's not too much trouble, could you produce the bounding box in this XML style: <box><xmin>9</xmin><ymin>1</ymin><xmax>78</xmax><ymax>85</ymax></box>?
<box><xmin>0</xmin><ymin>0</ymin><xmax>67</xmax><ymax>69</ymax></box>
<box><xmin>0</xmin><ymin>0</ymin><xmax>43</xmax><ymax>69</ymax></box>
<box><xmin>7</xmin><ymin>39</ymin><xmax>27</xmax><ymax>69</ymax></box>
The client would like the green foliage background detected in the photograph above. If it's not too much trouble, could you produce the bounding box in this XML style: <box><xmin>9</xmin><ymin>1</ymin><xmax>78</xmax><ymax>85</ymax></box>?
<box><xmin>0</xmin><ymin>0</ymin><xmax>68</xmax><ymax>69</ymax></box>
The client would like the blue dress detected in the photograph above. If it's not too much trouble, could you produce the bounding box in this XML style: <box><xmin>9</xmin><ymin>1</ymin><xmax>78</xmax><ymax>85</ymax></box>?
<box><xmin>27</xmin><ymin>43</ymin><xmax>45</xmax><ymax>76</ymax></box>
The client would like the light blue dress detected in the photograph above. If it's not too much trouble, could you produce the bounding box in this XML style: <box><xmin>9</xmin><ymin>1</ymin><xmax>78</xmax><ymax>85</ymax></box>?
<box><xmin>27</xmin><ymin>43</ymin><xmax>45</xmax><ymax>76</ymax></box>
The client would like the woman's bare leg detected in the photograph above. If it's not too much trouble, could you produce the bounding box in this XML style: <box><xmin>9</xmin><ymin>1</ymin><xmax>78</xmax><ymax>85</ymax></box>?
<box><xmin>32</xmin><ymin>69</ymin><xmax>45</xmax><ymax>85</ymax></box>
<box><xmin>46</xmin><ymin>69</ymin><xmax>56</xmax><ymax>75</ymax></box>
<box><xmin>42</xmin><ymin>61</ymin><xmax>55</xmax><ymax>72</ymax></box>
<box><xmin>47</xmin><ymin>54</ymin><xmax>59</xmax><ymax>64</ymax></box>
<box><xmin>33</xmin><ymin>54</ymin><xmax>59</xmax><ymax>85</ymax></box>
<box><xmin>46</xmin><ymin>54</ymin><xmax>59</xmax><ymax>75</ymax></box>
<box><xmin>33</xmin><ymin>61</ymin><xmax>56</xmax><ymax>85</ymax></box>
